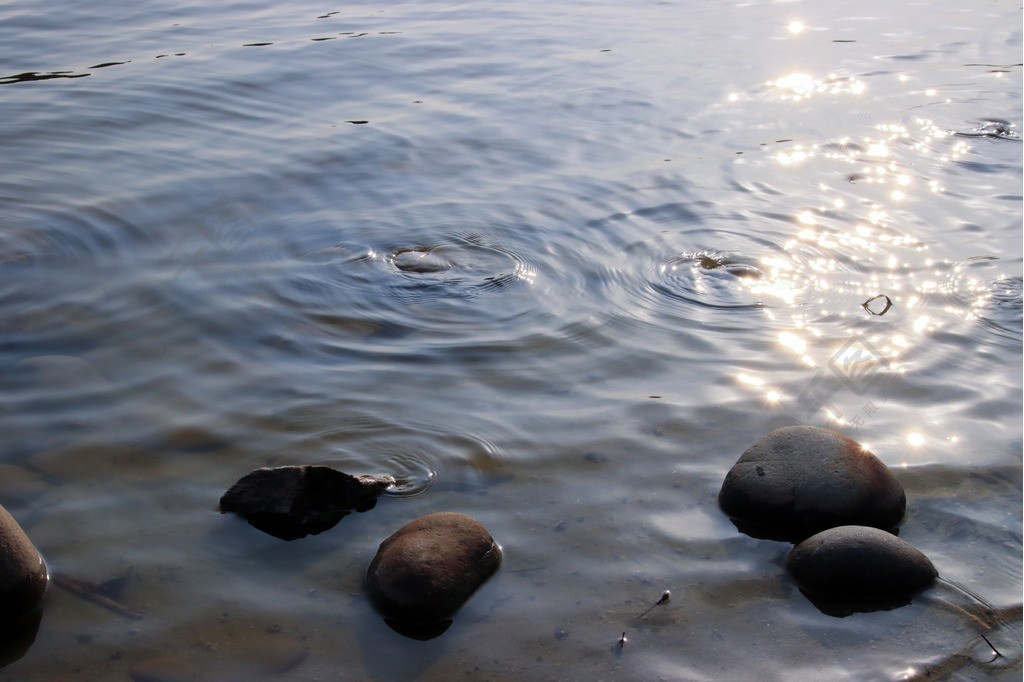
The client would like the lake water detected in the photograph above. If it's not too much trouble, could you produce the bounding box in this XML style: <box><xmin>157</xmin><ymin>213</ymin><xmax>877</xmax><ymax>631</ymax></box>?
<box><xmin>0</xmin><ymin>0</ymin><xmax>1021</xmax><ymax>679</ymax></box>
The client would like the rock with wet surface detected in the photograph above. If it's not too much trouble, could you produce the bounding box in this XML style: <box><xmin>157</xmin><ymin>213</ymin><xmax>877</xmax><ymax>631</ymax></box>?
<box><xmin>718</xmin><ymin>425</ymin><xmax>906</xmax><ymax>540</ymax></box>
<box><xmin>366</xmin><ymin>512</ymin><xmax>501</xmax><ymax>639</ymax></box>
<box><xmin>787</xmin><ymin>525</ymin><xmax>937</xmax><ymax>599</ymax></box>
<box><xmin>392</xmin><ymin>247</ymin><xmax>451</xmax><ymax>273</ymax></box>
<box><xmin>220</xmin><ymin>466</ymin><xmax>395</xmax><ymax>541</ymax></box>
<box><xmin>0</xmin><ymin>503</ymin><xmax>49</xmax><ymax>624</ymax></box>
<box><xmin>698</xmin><ymin>254</ymin><xmax>763</xmax><ymax>279</ymax></box>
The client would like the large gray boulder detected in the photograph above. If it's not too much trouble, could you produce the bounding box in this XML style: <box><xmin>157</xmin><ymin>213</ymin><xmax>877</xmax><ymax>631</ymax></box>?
<box><xmin>366</xmin><ymin>512</ymin><xmax>501</xmax><ymax>639</ymax></box>
<box><xmin>787</xmin><ymin>525</ymin><xmax>937</xmax><ymax>600</ymax></box>
<box><xmin>718</xmin><ymin>426</ymin><xmax>906</xmax><ymax>540</ymax></box>
<box><xmin>0</xmin><ymin>503</ymin><xmax>48</xmax><ymax>624</ymax></box>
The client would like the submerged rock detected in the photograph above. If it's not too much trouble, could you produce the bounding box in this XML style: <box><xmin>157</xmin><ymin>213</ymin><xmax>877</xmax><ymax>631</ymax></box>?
<box><xmin>697</xmin><ymin>254</ymin><xmax>763</xmax><ymax>280</ymax></box>
<box><xmin>787</xmin><ymin>525</ymin><xmax>937</xmax><ymax>600</ymax></box>
<box><xmin>220</xmin><ymin>466</ymin><xmax>395</xmax><ymax>541</ymax></box>
<box><xmin>718</xmin><ymin>426</ymin><xmax>905</xmax><ymax>540</ymax></box>
<box><xmin>0</xmin><ymin>503</ymin><xmax>48</xmax><ymax>624</ymax></box>
<box><xmin>366</xmin><ymin>512</ymin><xmax>501</xmax><ymax>639</ymax></box>
<box><xmin>392</xmin><ymin>247</ymin><xmax>451</xmax><ymax>274</ymax></box>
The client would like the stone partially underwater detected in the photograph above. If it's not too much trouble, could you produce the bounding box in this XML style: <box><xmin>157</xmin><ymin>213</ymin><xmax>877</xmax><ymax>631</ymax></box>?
<box><xmin>0</xmin><ymin>502</ymin><xmax>48</xmax><ymax>665</ymax></box>
<box><xmin>366</xmin><ymin>512</ymin><xmax>501</xmax><ymax>640</ymax></box>
<box><xmin>787</xmin><ymin>525</ymin><xmax>938</xmax><ymax>616</ymax></box>
<box><xmin>718</xmin><ymin>425</ymin><xmax>906</xmax><ymax>541</ymax></box>
<box><xmin>0</xmin><ymin>503</ymin><xmax>48</xmax><ymax>624</ymax></box>
<box><xmin>220</xmin><ymin>465</ymin><xmax>395</xmax><ymax>541</ymax></box>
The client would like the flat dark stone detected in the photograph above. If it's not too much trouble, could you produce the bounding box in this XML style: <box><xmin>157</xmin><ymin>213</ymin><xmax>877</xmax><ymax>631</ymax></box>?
<box><xmin>787</xmin><ymin>525</ymin><xmax>938</xmax><ymax>602</ymax></box>
<box><xmin>220</xmin><ymin>465</ymin><xmax>395</xmax><ymax>540</ymax></box>
<box><xmin>718</xmin><ymin>425</ymin><xmax>906</xmax><ymax>540</ymax></box>
<box><xmin>366</xmin><ymin>512</ymin><xmax>501</xmax><ymax>638</ymax></box>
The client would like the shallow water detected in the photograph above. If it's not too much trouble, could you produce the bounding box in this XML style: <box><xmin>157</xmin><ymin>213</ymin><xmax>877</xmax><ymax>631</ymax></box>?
<box><xmin>0</xmin><ymin>0</ymin><xmax>1021</xmax><ymax>679</ymax></box>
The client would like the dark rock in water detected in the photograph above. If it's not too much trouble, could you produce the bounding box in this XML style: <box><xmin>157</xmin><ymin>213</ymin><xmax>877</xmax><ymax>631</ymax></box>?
<box><xmin>697</xmin><ymin>254</ymin><xmax>763</xmax><ymax>279</ymax></box>
<box><xmin>718</xmin><ymin>426</ymin><xmax>905</xmax><ymax>541</ymax></box>
<box><xmin>220</xmin><ymin>466</ymin><xmax>395</xmax><ymax>541</ymax></box>
<box><xmin>0</xmin><ymin>503</ymin><xmax>48</xmax><ymax>625</ymax></box>
<box><xmin>366</xmin><ymin>512</ymin><xmax>501</xmax><ymax>639</ymax></box>
<box><xmin>0</xmin><ymin>607</ymin><xmax>41</xmax><ymax>668</ymax></box>
<box><xmin>393</xmin><ymin>247</ymin><xmax>451</xmax><ymax>273</ymax></box>
<box><xmin>787</xmin><ymin>525</ymin><xmax>937</xmax><ymax>604</ymax></box>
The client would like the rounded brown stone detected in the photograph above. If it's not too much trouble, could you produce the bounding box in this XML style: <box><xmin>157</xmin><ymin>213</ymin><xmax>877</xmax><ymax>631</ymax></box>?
<box><xmin>718</xmin><ymin>425</ymin><xmax>906</xmax><ymax>540</ymax></box>
<box><xmin>787</xmin><ymin>525</ymin><xmax>938</xmax><ymax>599</ymax></box>
<box><xmin>366</xmin><ymin>512</ymin><xmax>501</xmax><ymax>627</ymax></box>
<box><xmin>0</xmin><ymin>503</ymin><xmax>49</xmax><ymax>623</ymax></box>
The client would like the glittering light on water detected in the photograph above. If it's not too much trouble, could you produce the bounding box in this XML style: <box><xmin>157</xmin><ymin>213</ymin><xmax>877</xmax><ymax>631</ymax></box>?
<box><xmin>777</xmin><ymin>148</ymin><xmax>811</xmax><ymax>165</ymax></box>
<box><xmin>771</xmin><ymin>72</ymin><xmax>815</xmax><ymax>98</ymax></box>
<box><xmin>737</xmin><ymin>373</ymin><xmax>765</xmax><ymax>387</ymax></box>
<box><xmin>867</xmin><ymin>142</ymin><xmax>889</xmax><ymax>157</ymax></box>
<box><xmin>778</xmin><ymin>331</ymin><xmax>807</xmax><ymax>354</ymax></box>
<box><xmin>733</xmin><ymin>79</ymin><xmax>1001</xmax><ymax>416</ymax></box>
<box><xmin>907</xmin><ymin>433</ymin><xmax>925</xmax><ymax>447</ymax></box>
<box><xmin>767</xmin><ymin>72</ymin><xmax>866</xmax><ymax>101</ymax></box>
<box><xmin>787</xmin><ymin>20</ymin><xmax>805</xmax><ymax>34</ymax></box>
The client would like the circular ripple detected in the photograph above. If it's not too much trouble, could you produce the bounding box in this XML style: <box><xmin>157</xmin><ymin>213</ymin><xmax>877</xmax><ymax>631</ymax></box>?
<box><xmin>977</xmin><ymin>275</ymin><xmax>1023</xmax><ymax>344</ymax></box>
<box><xmin>651</xmin><ymin>249</ymin><xmax>766</xmax><ymax>310</ymax></box>
<box><xmin>378</xmin><ymin>449</ymin><xmax>441</xmax><ymax>499</ymax></box>
<box><xmin>381</xmin><ymin>232</ymin><xmax>536</xmax><ymax>301</ymax></box>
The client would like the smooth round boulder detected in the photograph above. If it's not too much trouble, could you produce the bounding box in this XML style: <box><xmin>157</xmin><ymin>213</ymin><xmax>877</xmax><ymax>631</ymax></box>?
<box><xmin>0</xmin><ymin>503</ymin><xmax>48</xmax><ymax>624</ymax></box>
<box><xmin>787</xmin><ymin>525</ymin><xmax>937</xmax><ymax>599</ymax></box>
<box><xmin>718</xmin><ymin>425</ymin><xmax>905</xmax><ymax>540</ymax></box>
<box><xmin>366</xmin><ymin>512</ymin><xmax>501</xmax><ymax>635</ymax></box>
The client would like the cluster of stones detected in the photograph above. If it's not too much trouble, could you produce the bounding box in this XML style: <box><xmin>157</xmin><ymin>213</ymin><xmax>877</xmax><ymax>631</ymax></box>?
<box><xmin>4</xmin><ymin>425</ymin><xmax>935</xmax><ymax>645</ymax></box>
<box><xmin>719</xmin><ymin>425</ymin><xmax>937</xmax><ymax>606</ymax></box>
<box><xmin>220</xmin><ymin>465</ymin><xmax>501</xmax><ymax>639</ymax></box>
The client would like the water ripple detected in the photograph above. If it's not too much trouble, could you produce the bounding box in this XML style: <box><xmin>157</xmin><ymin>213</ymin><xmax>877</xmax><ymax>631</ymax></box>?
<box><xmin>977</xmin><ymin>275</ymin><xmax>1023</xmax><ymax>344</ymax></box>
<box><xmin>650</xmin><ymin>250</ymin><xmax>765</xmax><ymax>311</ymax></box>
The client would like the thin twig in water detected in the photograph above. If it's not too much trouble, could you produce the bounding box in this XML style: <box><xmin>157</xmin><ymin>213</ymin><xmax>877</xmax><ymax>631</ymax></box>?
<box><xmin>978</xmin><ymin>632</ymin><xmax>1003</xmax><ymax>661</ymax></box>
<box><xmin>53</xmin><ymin>574</ymin><xmax>143</xmax><ymax>620</ymax></box>
<box><xmin>634</xmin><ymin>590</ymin><xmax>671</xmax><ymax>621</ymax></box>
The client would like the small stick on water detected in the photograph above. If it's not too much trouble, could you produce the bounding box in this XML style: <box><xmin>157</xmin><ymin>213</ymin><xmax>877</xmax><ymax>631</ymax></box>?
<box><xmin>978</xmin><ymin>632</ymin><xmax>1003</xmax><ymax>661</ymax></box>
<box><xmin>635</xmin><ymin>590</ymin><xmax>671</xmax><ymax>620</ymax></box>
<box><xmin>54</xmin><ymin>574</ymin><xmax>143</xmax><ymax>620</ymax></box>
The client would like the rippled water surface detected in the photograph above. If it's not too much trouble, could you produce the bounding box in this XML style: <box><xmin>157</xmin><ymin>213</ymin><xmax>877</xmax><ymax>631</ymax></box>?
<box><xmin>1</xmin><ymin>1</ymin><xmax>1021</xmax><ymax>679</ymax></box>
